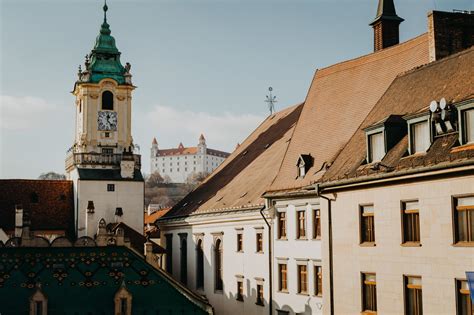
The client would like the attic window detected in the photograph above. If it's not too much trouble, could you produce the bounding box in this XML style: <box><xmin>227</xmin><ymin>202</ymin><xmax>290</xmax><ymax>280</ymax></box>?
<box><xmin>460</xmin><ymin>106</ymin><xmax>474</xmax><ymax>144</ymax></box>
<box><xmin>296</xmin><ymin>154</ymin><xmax>313</xmax><ymax>178</ymax></box>
<box><xmin>410</xmin><ymin>120</ymin><xmax>430</xmax><ymax>154</ymax></box>
<box><xmin>368</xmin><ymin>132</ymin><xmax>385</xmax><ymax>163</ymax></box>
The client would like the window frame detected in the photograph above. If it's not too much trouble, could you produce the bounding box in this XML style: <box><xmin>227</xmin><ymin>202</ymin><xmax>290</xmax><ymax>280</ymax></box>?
<box><xmin>236</xmin><ymin>232</ymin><xmax>244</xmax><ymax>252</ymax></box>
<box><xmin>361</xmin><ymin>272</ymin><xmax>377</xmax><ymax>314</ymax></box>
<box><xmin>452</xmin><ymin>194</ymin><xmax>474</xmax><ymax>245</ymax></box>
<box><xmin>366</xmin><ymin>127</ymin><xmax>386</xmax><ymax>163</ymax></box>
<box><xmin>313</xmin><ymin>208</ymin><xmax>321</xmax><ymax>240</ymax></box>
<box><xmin>314</xmin><ymin>264</ymin><xmax>322</xmax><ymax>297</ymax></box>
<box><xmin>296</xmin><ymin>209</ymin><xmax>307</xmax><ymax>240</ymax></box>
<box><xmin>256</xmin><ymin>283</ymin><xmax>264</xmax><ymax>306</ymax></box>
<box><xmin>401</xmin><ymin>200</ymin><xmax>421</xmax><ymax>246</ymax></box>
<box><xmin>107</xmin><ymin>184</ymin><xmax>115</xmax><ymax>192</ymax></box>
<box><xmin>297</xmin><ymin>264</ymin><xmax>308</xmax><ymax>295</ymax></box>
<box><xmin>407</xmin><ymin>116</ymin><xmax>431</xmax><ymax>155</ymax></box>
<box><xmin>277</xmin><ymin>211</ymin><xmax>287</xmax><ymax>240</ymax></box>
<box><xmin>403</xmin><ymin>275</ymin><xmax>422</xmax><ymax>315</ymax></box>
<box><xmin>457</xmin><ymin>102</ymin><xmax>474</xmax><ymax>145</ymax></box>
<box><xmin>101</xmin><ymin>90</ymin><xmax>114</xmax><ymax>111</ymax></box>
<box><xmin>256</xmin><ymin>232</ymin><xmax>264</xmax><ymax>253</ymax></box>
<box><xmin>195</xmin><ymin>238</ymin><xmax>204</xmax><ymax>290</ymax></box>
<box><xmin>214</xmin><ymin>238</ymin><xmax>223</xmax><ymax>292</ymax></box>
<box><xmin>278</xmin><ymin>263</ymin><xmax>288</xmax><ymax>293</ymax></box>
<box><xmin>359</xmin><ymin>204</ymin><xmax>376</xmax><ymax>245</ymax></box>
<box><xmin>236</xmin><ymin>279</ymin><xmax>244</xmax><ymax>302</ymax></box>
<box><xmin>456</xmin><ymin>278</ymin><xmax>474</xmax><ymax>315</ymax></box>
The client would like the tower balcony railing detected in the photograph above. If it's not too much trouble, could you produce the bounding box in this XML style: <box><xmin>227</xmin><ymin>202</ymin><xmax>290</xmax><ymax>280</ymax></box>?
<box><xmin>65</xmin><ymin>152</ymin><xmax>141</xmax><ymax>171</ymax></box>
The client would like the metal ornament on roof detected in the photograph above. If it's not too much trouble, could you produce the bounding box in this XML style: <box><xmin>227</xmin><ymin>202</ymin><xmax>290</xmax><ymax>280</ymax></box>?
<box><xmin>265</xmin><ymin>87</ymin><xmax>277</xmax><ymax>115</ymax></box>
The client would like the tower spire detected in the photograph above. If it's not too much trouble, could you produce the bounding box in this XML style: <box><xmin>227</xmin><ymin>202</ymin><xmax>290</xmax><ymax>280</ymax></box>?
<box><xmin>369</xmin><ymin>0</ymin><xmax>404</xmax><ymax>51</ymax></box>
<box><xmin>103</xmin><ymin>0</ymin><xmax>108</xmax><ymax>24</ymax></box>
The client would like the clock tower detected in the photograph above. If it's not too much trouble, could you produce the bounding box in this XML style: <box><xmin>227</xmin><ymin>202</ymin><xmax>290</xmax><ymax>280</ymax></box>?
<box><xmin>66</xmin><ymin>2</ymin><xmax>144</xmax><ymax>238</ymax></box>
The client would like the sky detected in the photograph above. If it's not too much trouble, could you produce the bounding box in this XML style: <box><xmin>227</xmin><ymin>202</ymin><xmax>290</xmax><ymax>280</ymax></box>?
<box><xmin>1</xmin><ymin>0</ymin><xmax>473</xmax><ymax>178</ymax></box>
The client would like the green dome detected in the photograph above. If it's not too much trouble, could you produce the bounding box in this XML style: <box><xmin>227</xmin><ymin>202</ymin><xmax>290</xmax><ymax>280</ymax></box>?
<box><xmin>83</xmin><ymin>3</ymin><xmax>127</xmax><ymax>85</ymax></box>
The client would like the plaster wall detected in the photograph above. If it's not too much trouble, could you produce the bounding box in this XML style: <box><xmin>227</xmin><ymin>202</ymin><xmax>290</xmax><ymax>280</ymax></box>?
<box><xmin>77</xmin><ymin>180</ymin><xmax>144</xmax><ymax>237</ymax></box>
<box><xmin>272</xmin><ymin>197</ymin><xmax>323</xmax><ymax>315</ymax></box>
<box><xmin>159</xmin><ymin>210</ymin><xmax>269</xmax><ymax>315</ymax></box>
<box><xmin>323</xmin><ymin>174</ymin><xmax>474</xmax><ymax>315</ymax></box>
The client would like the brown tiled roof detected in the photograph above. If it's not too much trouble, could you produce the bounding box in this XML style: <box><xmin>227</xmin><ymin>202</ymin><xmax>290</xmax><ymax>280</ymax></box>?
<box><xmin>268</xmin><ymin>34</ymin><xmax>430</xmax><ymax>193</ymax></box>
<box><xmin>321</xmin><ymin>46</ymin><xmax>474</xmax><ymax>184</ymax></box>
<box><xmin>160</xmin><ymin>103</ymin><xmax>304</xmax><ymax>219</ymax></box>
<box><xmin>107</xmin><ymin>222</ymin><xmax>166</xmax><ymax>254</ymax></box>
<box><xmin>0</xmin><ymin>180</ymin><xmax>75</xmax><ymax>237</ymax></box>
<box><xmin>145</xmin><ymin>208</ymin><xmax>171</xmax><ymax>224</ymax></box>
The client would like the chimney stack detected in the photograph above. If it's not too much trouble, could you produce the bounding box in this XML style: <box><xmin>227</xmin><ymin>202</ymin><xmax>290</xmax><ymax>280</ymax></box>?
<box><xmin>370</xmin><ymin>0</ymin><xmax>404</xmax><ymax>51</ymax></box>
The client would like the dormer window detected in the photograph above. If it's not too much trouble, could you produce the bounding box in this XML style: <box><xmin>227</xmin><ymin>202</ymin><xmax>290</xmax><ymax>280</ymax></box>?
<box><xmin>404</xmin><ymin>113</ymin><xmax>431</xmax><ymax>155</ymax></box>
<box><xmin>458</xmin><ymin>104</ymin><xmax>474</xmax><ymax>145</ymax></box>
<box><xmin>296</xmin><ymin>154</ymin><xmax>313</xmax><ymax>178</ymax></box>
<box><xmin>365</xmin><ymin>115</ymin><xmax>406</xmax><ymax>164</ymax></box>
<box><xmin>368</xmin><ymin>131</ymin><xmax>385</xmax><ymax>163</ymax></box>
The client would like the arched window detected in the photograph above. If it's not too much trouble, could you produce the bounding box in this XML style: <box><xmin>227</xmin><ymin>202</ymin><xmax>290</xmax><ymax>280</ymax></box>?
<box><xmin>101</xmin><ymin>91</ymin><xmax>114</xmax><ymax>110</ymax></box>
<box><xmin>196</xmin><ymin>239</ymin><xmax>204</xmax><ymax>290</ymax></box>
<box><xmin>180</xmin><ymin>236</ymin><xmax>187</xmax><ymax>285</ymax></box>
<box><xmin>214</xmin><ymin>239</ymin><xmax>223</xmax><ymax>291</ymax></box>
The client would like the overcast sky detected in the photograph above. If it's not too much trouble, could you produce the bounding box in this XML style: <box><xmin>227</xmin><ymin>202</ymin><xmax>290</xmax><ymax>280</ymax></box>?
<box><xmin>1</xmin><ymin>0</ymin><xmax>473</xmax><ymax>178</ymax></box>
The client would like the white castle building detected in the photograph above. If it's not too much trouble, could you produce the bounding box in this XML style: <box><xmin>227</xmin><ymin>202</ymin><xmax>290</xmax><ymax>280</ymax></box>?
<box><xmin>150</xmin><ymin>134</ymin><xmax>230</xmax><ymax>183</ymax></box>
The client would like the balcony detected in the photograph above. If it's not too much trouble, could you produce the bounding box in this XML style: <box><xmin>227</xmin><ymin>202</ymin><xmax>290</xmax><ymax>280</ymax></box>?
<box><xmin>65</xmin><ymin>152</ymin><xmax>141</xmax><ymax>171</ymax></box>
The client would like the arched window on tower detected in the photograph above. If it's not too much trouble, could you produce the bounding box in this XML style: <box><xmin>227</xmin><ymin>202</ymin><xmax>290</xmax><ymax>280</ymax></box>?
<box><xmin>102</xmin><ymin>91</ymin><xmax>114</xmax><ymax>110</ymax></box>
<box><xmin>179</xmin><ymin>234</ymin><xmax>188</xmax><ymax>285</ymax></box>
<box><xmin>196</xmin><ymin>239</ymin><xmax>204</xmax><ymax>290</ymax></box>
<box><xmin>214</xmin><ymin>238</ymin><xmax>223</xmax><ymax>291</ymax></box>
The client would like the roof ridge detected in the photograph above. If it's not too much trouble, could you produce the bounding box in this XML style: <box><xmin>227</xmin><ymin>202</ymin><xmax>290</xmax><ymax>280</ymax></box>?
<box><xmin>315</xmin><ymin>33</ymin><xmax>428</xmax><ymax>78</ymax></box>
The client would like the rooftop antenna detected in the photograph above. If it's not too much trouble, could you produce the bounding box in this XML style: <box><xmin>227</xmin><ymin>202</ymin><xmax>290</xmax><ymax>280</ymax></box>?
<box><xmin>265</xmin><ymin>87</ymin><xmax>277</xmax><ymax>115</ymax></box>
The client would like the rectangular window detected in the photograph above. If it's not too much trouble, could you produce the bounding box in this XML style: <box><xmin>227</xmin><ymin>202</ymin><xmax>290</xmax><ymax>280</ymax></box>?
<box><xmin>453</xmin><ymin>196</ymin><xmax>474</xmax><ymax>244</ymax></box>
<box><xmin>360</xmin><ymin>205</ymin><xmax>375</xmax><ymax>244</ymax></box>
<box><xmin>35</xmin><ymin>301</ymin><xmax>43</xmax><ymax>315</ymax></box>
<box><xmin>237</xmin><ymin>280</ymin><xmax>244</xmax><ymax>301</ymax></box>
<box><xmin>297</xmin><ymin>210</ymin><xmax>306</xmax><ymax>239</ymax></box>
<box><xmin>107</xmin><ymin>184</ymin><xmax>115</xmax><ymax>192</ymax></box>
<box><xmin>256</xmin><ymin>233</ymin><xmax>263</xmax><ymax>253</ymax></box>
<box><xmin>120</xmin><ymin>298</ymin><xmax>127</xmax><ymax>315</ymax></box>
<box><xmin>314</xmin><ymin>265</ymin><xmax>322</xmax><ymax>296</ymax></box>
<box><xmin>256</xmin><ymin>284</ymin><xmax>264</xmax><ymax>306</ymax></box>
<box><xmin>362</xmin><ymin>273</ymin><xmax>377</xmax><ymax>313</ymax></box>
<box><xmin>369</xmin><ymin>132</ymin><xmax>385</xmax><ymax>162</ymax></box>
<box><xmin>457</xmin><ymin>279</ymin><xmax>473</xmax><ymax>315</ymax></box>
<box><xmin>297</xmin><ymin>265</ymin><xmax>308</xmax><ymax>294</ymax></box>
<box><xmin>237</xmin><ymin>233</ymin><xmax>243</xmax><ymax>252</ymax></box>
<box><xmin>462</xmin><ymin>108</ymin><xmax>474</xmax><ymax>144</ymax></box>
<box><xmin>411</xmin><ymin>121</ymin><xmax>430</xmax><ymax>153</ymax></box>
<box><xmin>278</xmin><ymin>264</ymin><xmax>288</xmax><ymax>292</ymax></box>
<box><xmin>404</xmin><ymin>276</ymin><xmax>422</xmax><ymax>315</ymax></box>
<box><xmin>278</xmin><ymin>212</ymin><xmax>287</xmax><ymax>239</ymax></box>
<box><xmin>402</xmin><ymin>201</ymin><xmax>420</xmax><ymax>244</ymax></box>
<box><xmin>165</xmin><ymin>234</ymin><xmax>173</xmax><ymax>274</ymax></box>
<box><xmin>313</xmin><ymin>209</ymin><xmax>321</xmax><ymax>239</ymax></box>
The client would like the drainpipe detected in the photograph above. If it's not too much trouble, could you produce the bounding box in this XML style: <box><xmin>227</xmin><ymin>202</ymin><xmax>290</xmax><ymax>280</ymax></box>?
<box><xmin>259</xmin><ymin>205</ymin><xmax>272</xmax><ymax>315</ymax></box>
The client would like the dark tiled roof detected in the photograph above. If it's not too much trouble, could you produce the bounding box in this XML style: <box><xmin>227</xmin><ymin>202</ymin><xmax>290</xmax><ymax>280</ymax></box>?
<box><xmin>160</xmin><ymin>103</ymin><xmax>303</xmax><ymax>219</ymax></box>
<box><xmin>0</xmin><ymin>180</ymin><xmax>74</xmax><ymax>237</ymax></box>
<box><xmin>0</xmin><ymin>246</ymin><xmax>212</xmax><ymax>314</ymax></box>
<box><xmin>77</xmin><ymin>168</ymin><xmax>144</xmax><ymax>181</ymax></box>
<box><xmin>107</xmin><ymin>222</ymin><xmax>165</xmax><ymax>254</ymax></box>
<box><xmin>268</xmin><ymin>34</ymin><xmax>430</xmax><ymax>193</ymax></box>
<box><xmin>321</xmin><ymin>47</ymin><xmax>474</xmax><ymax>184</ymax></box>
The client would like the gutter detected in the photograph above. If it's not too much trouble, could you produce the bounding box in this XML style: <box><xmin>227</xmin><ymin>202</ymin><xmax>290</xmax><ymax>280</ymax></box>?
<box><xmin>259</xmin><ymin>205</ymin><xmax>272</xmax><ymax>315</ymax></box>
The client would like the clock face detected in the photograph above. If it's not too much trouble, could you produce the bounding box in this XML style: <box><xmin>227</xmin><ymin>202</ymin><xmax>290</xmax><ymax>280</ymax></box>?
<box><xmin>98</xmin><ymin>111</ymin><xmax>117</xmax><ymax>131</ymax></box>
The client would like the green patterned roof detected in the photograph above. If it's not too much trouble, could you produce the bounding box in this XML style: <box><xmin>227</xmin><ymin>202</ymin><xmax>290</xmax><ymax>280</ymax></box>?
<box><xmin>0</xmin><ymin>246</ymin><xmax>212</xmax><ymax>314</ymax></box>
<box><xmin>85</xmin><ymin>2</ymin><xmax>126</xmax><ymax>84</ymax></box>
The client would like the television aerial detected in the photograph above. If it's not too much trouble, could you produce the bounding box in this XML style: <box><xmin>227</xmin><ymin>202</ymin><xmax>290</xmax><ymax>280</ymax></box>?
<box><xmin>265</xmin><ymin>87</ymin><xmax>277</xmax><ymax>115</ymax></box>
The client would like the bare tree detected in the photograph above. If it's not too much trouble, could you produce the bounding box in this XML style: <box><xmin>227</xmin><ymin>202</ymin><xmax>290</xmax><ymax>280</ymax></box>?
<box><xmin>38</xmin><ymin>172</ymin><xmax>66</xmax><ymax>180</ymax></box>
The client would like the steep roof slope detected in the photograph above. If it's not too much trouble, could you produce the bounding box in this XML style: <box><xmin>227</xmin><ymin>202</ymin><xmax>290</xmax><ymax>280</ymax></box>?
<box><xmin>321</xmin><ymin>47</ymin><xmax>474</xmax><ymax>183</ymax></box>
<box><xmin>268</xmin><ymin>34</ymin><xmax>430</xmax><ymax>192</ymax></box>
<box><xmin>161</xmin><ymin>103</ymin><xmax>303</xmax><ymax>219</ymax></box>
<box><xmin>0</xmin><ymin>180</ymin><xmax>75</xmax><ymax>237</ymax></box>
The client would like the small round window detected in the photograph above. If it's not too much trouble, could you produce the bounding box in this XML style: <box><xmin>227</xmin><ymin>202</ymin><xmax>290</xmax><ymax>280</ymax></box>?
<box><xmin>101</xmin><ymin>91</ymin><xmax>114</xmax><ymax>110</ymax></box>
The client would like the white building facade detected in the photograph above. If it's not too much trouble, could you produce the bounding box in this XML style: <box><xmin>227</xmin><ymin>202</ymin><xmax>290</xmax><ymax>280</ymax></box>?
<box><xmin>150</xmin><ymin>135</ymin><xmax>230</xmax><ymax>183</ymax></box>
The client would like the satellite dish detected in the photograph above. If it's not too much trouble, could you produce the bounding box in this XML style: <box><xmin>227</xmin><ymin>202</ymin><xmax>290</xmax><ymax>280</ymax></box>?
<box><xmin>429</xmin><ymin>100</ymin><xmax>438</xmax><ymax>112</ymax></box>
<box><xmin>439</xmin><ymin>97</ymin><xmax>447</xmax><ymax>109</ymax></box>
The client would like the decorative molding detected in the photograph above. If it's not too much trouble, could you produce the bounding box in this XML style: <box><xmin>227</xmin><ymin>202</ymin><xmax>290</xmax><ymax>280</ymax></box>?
<box><xmin>234</xmin><ymin>227</ymin><xmax>244</xmax><ymax>231</ymax></box>
<box><xmin>253</xmin><ymin>226</ymin><xmax>264</xmax><ymax>230</ymax></box>
<box><xmin>235</xmin><ymin>274</ymin><xmax>244</xmax><ymax>279</ymax></box>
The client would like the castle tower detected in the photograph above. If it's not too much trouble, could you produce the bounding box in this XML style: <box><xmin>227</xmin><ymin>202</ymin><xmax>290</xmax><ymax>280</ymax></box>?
<box><xmin>65</xmin><ymin>2</ymin><xmax>144</xmax><ymax>237</ymax></box>
<box><xmin>198</xmin><ymin>133</ymin><xmax>207</xmax><ymax>154</ymax></box>
<box><xmin>369</xmin><ymin>0</ymin><xmax>404</xmax><ymax>51</ymax></box>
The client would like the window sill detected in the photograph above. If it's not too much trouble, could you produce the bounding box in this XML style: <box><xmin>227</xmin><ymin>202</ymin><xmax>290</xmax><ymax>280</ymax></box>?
<box><xmin>236</xmin><ymin>250</ymin><xmax>244</xmax><ymax>253</ymax></box>
<box><xmin>278</xmin><ymin>290</ymin><xmax>289</xmax><ymax>294</ymax></box>
<box><xmin>361</xmin><ymin>311</ymin><xmax>377</xmax><ymax>315</ymax></box>
<box><xmin>452</xmin><ymin>242</ymin><xmax>474</xmax><ymax>247</ymax></box>
<box><xmin>295</xmin><ymin>237</ymin><xmax>308</xmax><ymax>241</ymax></box>
<box><xmin>313</xmin><ymin>236</ymin><xmax>322</xmax><ymax>240</ymax></box>
<box><xmin>313</xmin><ymin>294</ymin><xmax>323</xmax><ymax>298</ymax></box>
<box><xmin>360</xmin><ymin>242</ymin><xmax>376</xmax><ymax>247</ymax></box>
<box><xmin>401</xmin><ymin>242</ymin><xmax>422</xmax><ymax>247</ymax></box>
<box><xmin>277</xmin><ymin>237</ymin><xmax>288</xmax><ymax>241</ymax></box>
<box><xmin>255</xmin><ymin>302</ymin><xmax>264</xmax><ymax>307</ymax></box>
<box><xmin>255</xmin><ymin>251</ymin><xmax>264</xmax><ymax>254</ymax></box>
<box><xmin>296</xmin><ymin>292</ymin><xmax>309</xmax><ymax>296</ymax></box>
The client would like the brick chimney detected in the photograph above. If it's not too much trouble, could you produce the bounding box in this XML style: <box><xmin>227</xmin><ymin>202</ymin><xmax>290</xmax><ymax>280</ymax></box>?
<box><xmin>428</xmin><ymin>10</ymin><xmax>474</xmax><ymax>61</ymax></box>
<box><xmin>370</xmin><ymin>0</ymin><xmax>404</xmax><ymax>51</ymax></box>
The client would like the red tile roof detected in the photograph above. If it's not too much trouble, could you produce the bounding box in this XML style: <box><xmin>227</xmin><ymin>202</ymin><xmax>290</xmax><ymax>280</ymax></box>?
<box><xmin>145</xmin><ymin>208</ymin><xmax>171</xmax><ymax>224</ymax></box>
<box><xmin>0</xmin><ymin>180</ymin><xmax>75</xmax><ymax>237</ymax></box>
<box><xmin>268</xmin><ymin>34</ymin><xmax>430</xmax><ymax>193</ymax></box>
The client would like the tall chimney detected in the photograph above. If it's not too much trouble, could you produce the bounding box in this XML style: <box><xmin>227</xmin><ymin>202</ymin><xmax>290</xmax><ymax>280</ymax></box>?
<box><xmin>370</xmin><ymin>0</ymin><xmax>404</xmax><ymax>51</ymax></box>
